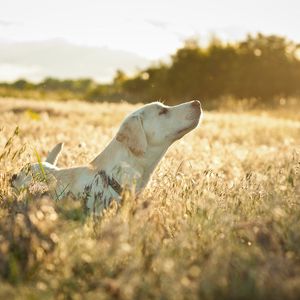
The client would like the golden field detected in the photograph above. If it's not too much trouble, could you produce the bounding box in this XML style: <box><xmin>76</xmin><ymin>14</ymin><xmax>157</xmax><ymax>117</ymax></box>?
<box><xmin>0</xmin><ymin>97</ymin><xmax>300</xmax><ymax>300</ymax></box>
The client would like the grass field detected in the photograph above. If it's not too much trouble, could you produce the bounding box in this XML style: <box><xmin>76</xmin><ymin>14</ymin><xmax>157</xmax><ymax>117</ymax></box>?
<box><xmin>0</xmin><ymin>97</ymin><xmax>300</xmax><ymax>300</ymax></box>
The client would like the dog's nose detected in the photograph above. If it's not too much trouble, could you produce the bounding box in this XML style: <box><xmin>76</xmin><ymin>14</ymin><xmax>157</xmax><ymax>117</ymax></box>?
<box><xmin>191</xmin><ymin>100</ymin><xmax>201</xmax><ymax>109</ymax></box>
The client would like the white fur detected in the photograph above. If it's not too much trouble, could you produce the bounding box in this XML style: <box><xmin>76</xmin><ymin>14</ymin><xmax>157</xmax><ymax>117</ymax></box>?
<box><xmin>12</xmin><ymin>101</ymin><xmax>202</xmax><ymax>215</ymax></box>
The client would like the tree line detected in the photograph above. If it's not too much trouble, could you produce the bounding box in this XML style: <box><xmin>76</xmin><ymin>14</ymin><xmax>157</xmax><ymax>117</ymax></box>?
<box><xmin>1</xmin><ymin>34</ymin><xmax>300</xmax><ymax>106</ymax></box>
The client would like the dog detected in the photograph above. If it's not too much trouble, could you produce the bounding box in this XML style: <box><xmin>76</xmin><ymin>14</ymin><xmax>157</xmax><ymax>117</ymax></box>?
<box><xmin>11</xmin><ymin>100</ymin><xmax>202</xmax><ymax>214</ymax></box>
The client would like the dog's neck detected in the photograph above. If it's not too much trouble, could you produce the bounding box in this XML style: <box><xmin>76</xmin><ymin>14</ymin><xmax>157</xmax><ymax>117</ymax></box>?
<box><xmin>136</xmin><ymin>144</ymin><xmax>169</xmax><ymax>190</ymax></box>
<box><xmin>90</xmin><ymin>138</ymin><xmax>169</xmax><ymax>192</ymax></box>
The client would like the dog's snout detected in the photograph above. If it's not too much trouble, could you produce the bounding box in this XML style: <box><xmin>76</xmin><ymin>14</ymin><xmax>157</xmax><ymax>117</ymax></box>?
<box><xmin>185</xmin><ymin>100</ymin><xmax>202</xmax><ymax>121</ymax></box>
<box><xmin>191</xmin><ymin>100</ymin><xmax>201</xmax><ymax>109</ymax></box>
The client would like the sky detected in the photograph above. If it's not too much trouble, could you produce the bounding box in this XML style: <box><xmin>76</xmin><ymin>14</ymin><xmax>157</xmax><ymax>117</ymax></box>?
<box><xmin>0</xmin><ymin>0</ymin><xmax>300</xmax><ymax>81</ymax></box>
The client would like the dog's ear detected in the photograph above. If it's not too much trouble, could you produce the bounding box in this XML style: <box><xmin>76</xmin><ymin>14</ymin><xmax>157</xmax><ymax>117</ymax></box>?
<box><xmin>46</xmin><ymin>142</ymin><xmax>64</xmax><ymax>165</ymax></box>
<box><xmin>116</xmin><ymin>116</ymin><xmax>147</xmax><ymax>156</ymax></box>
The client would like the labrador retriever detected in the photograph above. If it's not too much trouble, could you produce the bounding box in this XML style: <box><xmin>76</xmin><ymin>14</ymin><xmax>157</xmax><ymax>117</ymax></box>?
<box><xmin>11</xmin><ymin>100</ymin><xmax>202</xmax><ymax>214</ymax></box>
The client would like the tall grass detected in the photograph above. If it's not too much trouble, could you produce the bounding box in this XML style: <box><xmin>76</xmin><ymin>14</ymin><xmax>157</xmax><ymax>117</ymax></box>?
<box><xmin>0</xmin><ymin>98</ymin><xmax>299</xmax><ymax>299</ymax></box>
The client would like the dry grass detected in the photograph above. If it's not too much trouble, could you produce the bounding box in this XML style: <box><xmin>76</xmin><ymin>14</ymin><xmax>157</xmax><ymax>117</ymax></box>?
<box><xmin>0</xmin><ymin>97</ymin><xmax>300</xmax><ymax>300</ymax></box>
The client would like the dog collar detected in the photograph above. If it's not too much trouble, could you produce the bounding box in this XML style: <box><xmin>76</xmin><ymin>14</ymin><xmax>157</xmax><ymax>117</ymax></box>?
<box><xmin>98</xmin><ymin>170</ymin><xmax>122</xmax><ymax>195</ymax></box>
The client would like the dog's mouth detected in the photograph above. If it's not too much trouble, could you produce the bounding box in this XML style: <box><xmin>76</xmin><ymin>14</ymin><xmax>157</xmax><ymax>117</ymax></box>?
<box><xmin>177</xmin><ymin>126</ymin><xmax>193</xmax><ymax>136</ymax></box>
<box><xmin>174</xmin><ymin>121</ymin><xmax>198</xmax><ymax>139</ymax></box>
<box><xmin>172</xmin><ymin>115</ymin><xmax>201</xmax><ymax>140</ymax></box>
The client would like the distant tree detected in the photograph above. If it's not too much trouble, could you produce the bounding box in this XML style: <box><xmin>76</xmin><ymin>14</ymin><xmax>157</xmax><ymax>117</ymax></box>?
<box><xmin>166</xmin><ymin>40</ymin><xmax>237</xmax><ymax>99</ymax></box>
<box><xmin>12</xmin><ymin>79</ymin><xmax>33</xmax><ymax>90</ymax></box>
<box><xmin>38</xmin><ymin>77</ymin><xmax>62</xmax><ymax>91</ymax></box>
<box><xmin>233</xmin><ymin>34</ymin><xmax>299</xmax><ymax>101</ymax></box>
<box><xmin>119</xmin><ymin>34</ymin><xmax>300</xmax><ymax>104</ymax></box>
<box><xmin>71</xmin><ymin>78</ymin><xmax>94</xmax><ymax>93</ymax></box>
<box><xmin>113</xmin><ymin>70</ymin><xmax>127</xmax><ymax>85</ymax></box>
<box><xmin>85</xmin><ymin>84</ymin><xmax>112</xmax><ymax>101</ymax></box>
<box><xmin>122</xmin><ymin>64</ymin><xmax>169</xmax><ymax>101</ymax></box>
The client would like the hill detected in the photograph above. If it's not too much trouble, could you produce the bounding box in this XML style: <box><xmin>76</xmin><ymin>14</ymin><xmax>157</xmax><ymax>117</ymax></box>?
<box><xmin>0</xmin><ymin>39</ymin><xmax>150</xmax><ymax>82</ymax></box>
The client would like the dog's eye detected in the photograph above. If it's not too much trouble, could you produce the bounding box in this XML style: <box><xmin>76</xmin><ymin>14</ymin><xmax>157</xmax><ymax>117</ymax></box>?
<box><xmin>159</xmin><ymin>108</ymin><xmax>168</xmax><ymax>115</ymax></box>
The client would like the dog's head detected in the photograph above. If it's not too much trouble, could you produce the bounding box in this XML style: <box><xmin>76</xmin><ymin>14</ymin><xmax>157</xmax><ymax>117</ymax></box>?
<box><xmin>10</xmin><ymin>143</ymin><xmax>63</xmax><ymax>190</ymax></box>
<box><xmin>116</xmin><ymin>100</ymin><xmax>202</xmax><ymax>156</ymax></box>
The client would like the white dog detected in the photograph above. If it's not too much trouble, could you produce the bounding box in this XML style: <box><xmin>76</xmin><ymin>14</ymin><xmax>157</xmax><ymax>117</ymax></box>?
<box><xmin>11</xmin><ymin>100</ymin><xmax>202</xmax><ymax>214</ymax></box>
